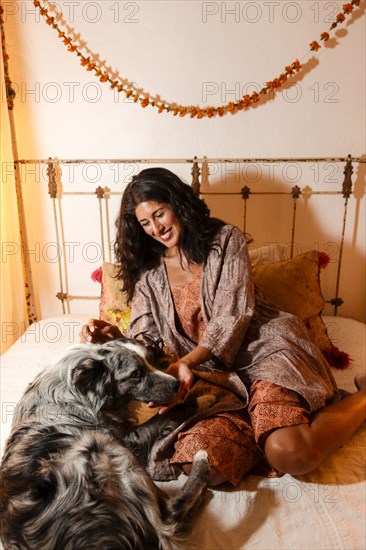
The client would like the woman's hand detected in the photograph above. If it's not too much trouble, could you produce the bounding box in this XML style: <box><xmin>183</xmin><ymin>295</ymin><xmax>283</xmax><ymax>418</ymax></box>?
<box><xmin>80</xmin><ymin>319</ymin><xmax>123</xmax><ymax>344</ymax></box>
<box><xmin>166</xmin><ymin>361</ymin><xmax>194</xmax><ymax>395</ymax></box>
<box><xmin>148</xmin><ymin>346</ymin><xmax>212</xmax><ymax>414</ymax></box>
<box><xmin>149</xmin><ymin>360</ymin><xmax>195</xmax><ymax>415</ymax></box>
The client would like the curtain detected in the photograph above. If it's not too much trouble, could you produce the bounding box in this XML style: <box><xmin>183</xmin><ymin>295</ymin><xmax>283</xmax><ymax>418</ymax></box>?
<box><xmin>0</xmin><ymin>55</ymin><xmax>27</xmax><ymax>354</ymax></box>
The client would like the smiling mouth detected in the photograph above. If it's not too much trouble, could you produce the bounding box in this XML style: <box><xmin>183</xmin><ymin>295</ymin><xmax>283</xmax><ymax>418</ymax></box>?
<box><xmin>159</xmin><ymin>228</ymin><xmax>172</xmax><ymax>241</ymax></box>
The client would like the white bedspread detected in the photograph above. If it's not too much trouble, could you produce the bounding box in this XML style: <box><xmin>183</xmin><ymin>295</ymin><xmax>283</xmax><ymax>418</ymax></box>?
<box><xmin>1</xmin><ymin>316</ymin><xmax>365</xmax><ymax>549</ymax></box>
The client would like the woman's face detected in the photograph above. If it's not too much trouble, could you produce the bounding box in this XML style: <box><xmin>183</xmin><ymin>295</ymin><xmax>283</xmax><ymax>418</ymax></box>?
<box><xmin>135</xmin><ymin>201</ymin><xmax>182</xmax><ymax>249</ymax></box>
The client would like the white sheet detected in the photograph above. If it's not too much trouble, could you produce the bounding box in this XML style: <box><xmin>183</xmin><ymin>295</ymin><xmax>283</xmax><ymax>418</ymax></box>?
<box><xmin>1</xmin><ymin>316</ymin><xmax>365</xmax><ymax>549</ymax></box>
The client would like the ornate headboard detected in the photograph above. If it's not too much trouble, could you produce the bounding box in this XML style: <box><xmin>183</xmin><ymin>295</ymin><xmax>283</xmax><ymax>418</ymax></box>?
<box><xmin>15</xmin><ymin>155</ymin><xmax>365</xmax><ymax>321</ymax></box>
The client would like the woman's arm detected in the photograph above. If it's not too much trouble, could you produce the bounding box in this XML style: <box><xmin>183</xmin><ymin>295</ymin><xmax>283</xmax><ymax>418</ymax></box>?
<box><xmin>179</xmin><ymin>345</ymin><xmax>213</xmax><ymax>369</ymax></box>
<box><xmin>199</xmin><ymin>226</ymin><xmax>255</xmax><ymax>369</ymax></box>
<box><xmin>154</xmin><ymin>227</ymin><xmax>255</xmax><ymax>413</ymax></box>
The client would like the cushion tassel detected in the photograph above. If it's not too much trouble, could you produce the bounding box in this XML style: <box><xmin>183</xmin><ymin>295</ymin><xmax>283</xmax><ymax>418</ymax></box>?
<box><xmin>91</xmin><ymin>266</ymin><xmax>103</xmax><ymax>283</ymax></box>
<box><xmin>323</xmin><ymin>345</ymin><xmax>352</xmax><ymax>369</ymax></box>
<box><xmin>318</xmin><ymin>252</ymin><xmax>330</xmax><ymax>270</ymax></box>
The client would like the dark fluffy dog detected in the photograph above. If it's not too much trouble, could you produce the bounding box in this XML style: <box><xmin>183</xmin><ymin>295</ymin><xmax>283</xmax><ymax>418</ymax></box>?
<box><xmin>0</xmin><ymin>338</ymin><xmax>210</xmax><ymax>550</ymax></box>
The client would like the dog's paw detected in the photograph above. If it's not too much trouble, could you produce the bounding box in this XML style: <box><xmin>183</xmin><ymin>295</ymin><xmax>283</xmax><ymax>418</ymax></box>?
<box><xmin>193</xmin><ymin>449</ymin><xmax>208</xmax><ymax>463</ymax></box>
<box><xmin>191</xmin><ymin>449</ymin><xmax>210</xmax><ymax>481</ymax></box>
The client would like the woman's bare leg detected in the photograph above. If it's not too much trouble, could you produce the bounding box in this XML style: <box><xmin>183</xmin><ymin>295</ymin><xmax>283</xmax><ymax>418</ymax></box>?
<box><xmin>264</xmin><ymin>373</ymin><xmax>366</xmax><ymax>475</ymax></box>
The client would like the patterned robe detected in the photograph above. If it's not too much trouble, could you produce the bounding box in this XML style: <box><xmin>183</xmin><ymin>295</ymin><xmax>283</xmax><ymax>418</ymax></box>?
<box><xmin>127</xmin><ymin>224</ymin><xmax>339</xmax><ymax>479</ymax></box>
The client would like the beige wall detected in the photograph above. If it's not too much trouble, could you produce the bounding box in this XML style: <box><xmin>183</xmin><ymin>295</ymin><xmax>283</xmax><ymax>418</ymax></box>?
<box><xmin>1</xmin><ymin>1</ymin><xmax>365</xmax><ymax>330</ymax></box>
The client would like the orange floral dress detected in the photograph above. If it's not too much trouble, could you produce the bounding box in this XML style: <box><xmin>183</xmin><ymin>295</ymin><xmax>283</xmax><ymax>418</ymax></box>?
<box><xmin>169</xmin><ymin>271</ymin><xmax>310</xmax><ymax>486</ymax></box>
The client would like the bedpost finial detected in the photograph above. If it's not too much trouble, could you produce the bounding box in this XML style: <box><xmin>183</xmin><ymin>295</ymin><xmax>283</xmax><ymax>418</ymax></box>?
<box><xmin>342</xmin><ymin>156</ymin><xmax>353</xmax><ymax>199</ymax></box>
<box><xmin>47</xmin><ymin>158</ymin><xmax>62</xmax><ymax>198</ymax></box>
<box><xmin>95</xmin><ymin>186</ymin><xmax>105</xmax><ymax>199</ymax></box>
<box><xmin>47</xmin><ymin>158</ymin><xmax>58</xmax><ymax>198</ymax></box>
<box><xmin>241</xmin><ymin>186</ymin><xmax>251</xmax><ymax>199</ymax></box>
<box><xmin>191</xmin><ymin>157</ymin><xmax>201</xmax><ymax>196</ymax></box>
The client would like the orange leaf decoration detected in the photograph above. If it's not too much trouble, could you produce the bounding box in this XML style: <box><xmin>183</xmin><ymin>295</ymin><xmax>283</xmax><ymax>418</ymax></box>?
<box><xmin>310</xmin><ymin>40</ymin><xmax>321</xmax><ymax>51</ymax></box>
<box><xmin>33</xmin><ymin>0</ymin><xmax>363</xmax><ymax>119</ymax></box>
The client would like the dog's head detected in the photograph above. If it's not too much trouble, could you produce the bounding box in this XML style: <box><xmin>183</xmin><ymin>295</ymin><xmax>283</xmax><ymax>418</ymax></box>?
<box><xmin>61</xmin><ymin>338</ymin><xmax>180</xmax><ymax>408</ymax></box>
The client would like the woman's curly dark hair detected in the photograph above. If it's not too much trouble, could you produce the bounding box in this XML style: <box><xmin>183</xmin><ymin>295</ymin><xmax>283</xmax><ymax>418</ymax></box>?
<box><xmin>115</xmin><ymin>167</ymin><xmax>224</xmax><ymax>302</ymax></box>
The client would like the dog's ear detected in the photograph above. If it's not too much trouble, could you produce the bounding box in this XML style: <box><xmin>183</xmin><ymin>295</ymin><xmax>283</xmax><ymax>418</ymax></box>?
<box><xmin>141</xmin><ymin>337</ymin><xmax>164</xmax><ymax>366</ymax></box>
<box><xmin>71</xmin><ymin>358</ymin><xmax>110</xmax><ymax>395</ymax></box>
<box><xmin>96</xmin><ymin>337</ymin><xmax>130</xmax><ymax>355</ymax></box>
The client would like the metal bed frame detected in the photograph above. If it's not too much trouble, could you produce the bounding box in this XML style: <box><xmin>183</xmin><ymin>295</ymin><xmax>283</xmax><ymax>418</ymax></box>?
<box><xmin>15</xmin><ymin>155</ymin><xmax>365</xmax><ymax>322</ymax></box>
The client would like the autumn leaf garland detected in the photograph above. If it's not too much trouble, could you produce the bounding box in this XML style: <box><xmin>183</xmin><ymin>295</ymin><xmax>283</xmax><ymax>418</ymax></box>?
<box><xmin>32</xmin><ymin>0</ymin><xmax>362</xmax><ymax>118</ymax></box>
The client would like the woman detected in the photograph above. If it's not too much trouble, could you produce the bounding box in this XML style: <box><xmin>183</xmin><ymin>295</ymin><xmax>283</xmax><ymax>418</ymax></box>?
<box><xmin>82</xmin><ymin>168</ymin><xmax>366</xmax><ymax>487</ymax></box>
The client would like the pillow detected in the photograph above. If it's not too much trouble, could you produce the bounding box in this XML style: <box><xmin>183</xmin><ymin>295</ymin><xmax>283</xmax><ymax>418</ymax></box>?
<box><xmin>252</xmin><ymin>250</ymin><xmax>350</xmax><ymax>369</ymax></box>
<box><xmin>248</xmin><ymin>243</ymin><xmax>287</xmax><ymax>267</ymax></box>
<box><xmin>252</xmin><ymin>250</ymin><xmax>325</xmax><ymax>321</ymax></box>
<box><xmin>92</xmin><ymin>253</ymin><xmax>350</xmax><ymax>369</ymax></box>
<box><xmin>98</xmin><ymin>262</ymin><xmax>130</xmax><ymax>328</ymax></box>
<box><xmin>106</xmin><ymin>307</ymin><xmax>131</xmax><ymax>336</ymax></box>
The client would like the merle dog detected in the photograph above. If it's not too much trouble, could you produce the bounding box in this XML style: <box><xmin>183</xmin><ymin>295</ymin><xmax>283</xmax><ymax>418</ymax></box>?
<box><xmin>0</xmin><ymin>338</ymin><xmax>210</xmax><ymax>550</ymax></box>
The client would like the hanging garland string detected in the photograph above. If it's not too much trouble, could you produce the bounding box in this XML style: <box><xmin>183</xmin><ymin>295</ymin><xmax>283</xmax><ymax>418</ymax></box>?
<box><xmin>33</xmin><ymin>0</ymin><xmax>362</xmax><ymax>118</ymax></box>
<box><xmin>0</xmin><ymin>6</ymin><xmax>15</xmax><ymax>109</ymax></box>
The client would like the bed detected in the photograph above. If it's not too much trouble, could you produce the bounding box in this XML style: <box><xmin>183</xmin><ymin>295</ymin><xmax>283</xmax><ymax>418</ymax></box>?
<box><xmin>1</xmin><ymin>156</ymin><xmax>365</xmax><ymax>549</ymax></box>
<box><xmin>1</xmin><ymin>314</ymin><xmax>365</xmax><ymax>549</ymax></box>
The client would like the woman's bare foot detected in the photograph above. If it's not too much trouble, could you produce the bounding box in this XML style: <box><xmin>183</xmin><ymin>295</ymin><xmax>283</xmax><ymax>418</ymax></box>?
<box><xmin>354</xmin><ymin>372</ymin><xmax>366</xmax><ymax>393</ymax></box>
